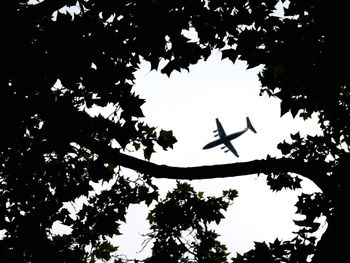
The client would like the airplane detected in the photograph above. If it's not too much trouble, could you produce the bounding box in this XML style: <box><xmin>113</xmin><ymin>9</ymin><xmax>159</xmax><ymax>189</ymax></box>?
<box><xmin>203</xmin><ymin>117</ymin><xmax>257</xmax><ymax>157</ymax></box>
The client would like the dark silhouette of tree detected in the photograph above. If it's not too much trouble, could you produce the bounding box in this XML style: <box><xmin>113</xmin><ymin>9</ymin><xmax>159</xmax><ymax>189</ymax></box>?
<box><xmin>1</xmin><ymin>1</ymin><xmax>348</xmax><ymax>262</ymax></box>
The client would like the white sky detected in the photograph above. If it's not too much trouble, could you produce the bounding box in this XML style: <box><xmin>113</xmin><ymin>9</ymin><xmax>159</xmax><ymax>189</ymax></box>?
<box><xmin>113</xmin><ymin>52</ymin><xmax>324</xmax><ymax>259</ymax></box>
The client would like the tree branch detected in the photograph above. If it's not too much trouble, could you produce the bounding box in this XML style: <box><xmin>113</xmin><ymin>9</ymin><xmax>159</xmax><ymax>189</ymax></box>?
<box><xmin>92</xmin><ymin>141</ymin><xmax>331</xmax><ymax>191</ymax></box>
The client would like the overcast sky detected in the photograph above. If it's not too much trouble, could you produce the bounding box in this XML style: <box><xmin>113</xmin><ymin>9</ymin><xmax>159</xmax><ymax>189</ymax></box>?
<box><xmin>113</xmin><ymin>52</ymin><xmax>324</xmax><ymax>259</ymax></box>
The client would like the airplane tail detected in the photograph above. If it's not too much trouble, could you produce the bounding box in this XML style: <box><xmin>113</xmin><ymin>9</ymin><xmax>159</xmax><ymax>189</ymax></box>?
<box><xmin>246</xmin><ymin>117</ymin><xmax>257</xmax><ymax>133</ymax></box>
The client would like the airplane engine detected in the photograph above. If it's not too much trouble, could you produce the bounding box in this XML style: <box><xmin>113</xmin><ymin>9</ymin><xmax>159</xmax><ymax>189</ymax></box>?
<box><xmin>213</xmin><ymin>130</ymin><xmax>219</xmax><ymax>137</ymax></box>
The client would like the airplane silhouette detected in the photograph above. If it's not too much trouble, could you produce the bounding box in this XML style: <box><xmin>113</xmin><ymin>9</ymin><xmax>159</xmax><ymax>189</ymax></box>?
<box><xmin>203</xmin><ymin>117</ymin><xmax>257</xmax><ymax>157</ymax></box>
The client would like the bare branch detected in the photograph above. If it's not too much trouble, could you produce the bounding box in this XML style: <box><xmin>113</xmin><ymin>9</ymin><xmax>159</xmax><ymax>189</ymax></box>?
<box><xmin>90</xmin><ymin>140</ymin><xmax>331</xmax><ymax>191</ymax></box>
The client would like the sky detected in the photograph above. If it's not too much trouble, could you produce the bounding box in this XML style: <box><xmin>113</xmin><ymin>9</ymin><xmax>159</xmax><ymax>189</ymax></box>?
<box><xmin>113</xmin><ymin>52</ymin><xmax>325</xmax><ymax>259</ymax></box>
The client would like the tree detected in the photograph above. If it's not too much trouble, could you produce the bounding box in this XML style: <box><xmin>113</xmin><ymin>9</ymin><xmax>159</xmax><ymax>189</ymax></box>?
<box><xmin>1</xmin><ymin>0</ymin><xmax>349</xmax><ymax>262</ymax></box>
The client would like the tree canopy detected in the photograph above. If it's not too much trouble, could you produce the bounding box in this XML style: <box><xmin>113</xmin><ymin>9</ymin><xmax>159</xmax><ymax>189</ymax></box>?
<box><xmin>1</xmin><ymin>0</ymin><xmax>349</xmax><ymax>262</ymax></box>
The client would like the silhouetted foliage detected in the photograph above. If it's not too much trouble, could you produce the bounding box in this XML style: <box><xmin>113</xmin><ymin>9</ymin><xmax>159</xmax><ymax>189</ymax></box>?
<box><xmin>1</xmin><ymin>0</ymin><xmax>349</xmax><ymax>262</ymax></box>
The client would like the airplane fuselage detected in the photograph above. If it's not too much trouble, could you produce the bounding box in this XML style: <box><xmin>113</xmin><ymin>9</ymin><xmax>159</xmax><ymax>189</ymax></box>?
<box><xmin>203</xmin><ymin>128</ymin><xmax>248</xmax><ymax>149</ymax></box>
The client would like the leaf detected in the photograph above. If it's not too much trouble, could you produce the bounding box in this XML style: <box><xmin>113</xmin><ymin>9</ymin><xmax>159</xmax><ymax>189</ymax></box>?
<box><xmin>133</xmin><ymin>142</ymin><xmax>141</xmax><ymax>151</ymax></box>
<box><xmin>290</xmin><ymin>132</ymin><xmax>301</xmax><ymax>141</ymax></box>
<box><xmin>246</xmin><ymin>57</ymin><xmax>261</xmax><ymax>69</ymax></box>
<box><xmin>299</xmin><ymin>111</ymin><xmax>311</xmax><ymax>120</ymax></box>
<box><xmin>277</xmin><ymin>141</ymin><xmax>292</xmax><ymax>155</ymax></box>
<box><xmin>120</xmin><ymin>93</ymin><xmax>145</xmax><ymax>118</ymax></box>
<box><xmin>145</xmin><ymin>191</ymin><xmax>158</xmax><ymax>206</ymax></box>
<box><xmin>160</xmin><ymin>60</ymin><xmax>186</xmax><ymax>77</ymax></box>
<box><xmin>144</xmin><ymin>144</ymin><xmax>155</xmax><ymax>160</ymax></box>
<box><xmin>222</xmin><ymin>189</ymin><xmax>238</xmax><ymax>200</ymax></box>
<box><xmin>93</xmin><ymin>241</ymin><xmax>118</xmax><ymax>261</ymax></box>
<box><xmin>198</xmin><ymin>191</ymin><xmax>204</xmax><ymax>199</ymax></box>
<box><xmin>147</xmin><ymin>213</ymin><xmax>156</xmax><ymax>225</ymax></box>
<box><xmin>138</xmin><ymin>122</ymin><xmax>157</xmax><ymax>135</ymax></box>
<box><xmin>293</xmin><ymin>220</ymin><xmax>320</xmax><ymax>232</ymax></box>
<box><xmin>221</xmin><ymin>49</ymin><xmax>238</xmax><ymax>63</ymax></box>
<box><xmin>157</xmin><ymin>129</ymin><xmax>177</xmax><ymax>150</ymax></box>
<box><xmin>280</xmin><ymin>99</ymin><xmax>290</xmax><ymax>116</ymax></box>
<box><xmin>150</xmin><ymin>56</ymin><xmax>160</xmax><ymax>71</ymax></box>
<box><xmin>290</xmin><ymin>105</ymin><xmax>299</xmax><ymax>118</ymax></box>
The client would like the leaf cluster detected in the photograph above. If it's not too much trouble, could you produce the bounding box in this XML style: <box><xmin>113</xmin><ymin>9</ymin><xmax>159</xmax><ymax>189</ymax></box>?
<box><xmin>232</xmin><ymin>237</ymin><xmax>316</xmax><ymax>263</ymax></box>
<box><xmin>134</xmin><ymin>123</ymin><xmax>177</xmax><ymax>160</ymax></box>
<box><xmin>145</xmin><ymin>182</ymin><xmax>237</xmax><ymax>263</ymax></box>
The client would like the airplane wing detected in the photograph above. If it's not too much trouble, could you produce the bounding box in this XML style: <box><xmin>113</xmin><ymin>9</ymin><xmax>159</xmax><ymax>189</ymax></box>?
<box><xmin>215</xmin><ymin>118</ymin><xmax>227</xmax><ymax>138</ymax></box>
<box><xmin>223</xmin><ymin>141</ymin><xmax>239</xmax><ymax>157</ymax></box>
